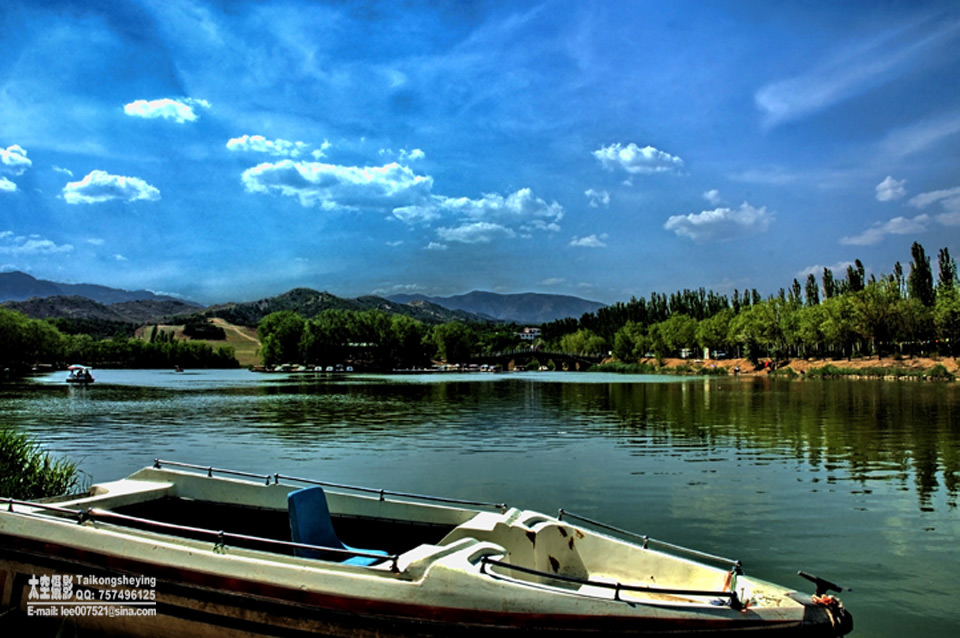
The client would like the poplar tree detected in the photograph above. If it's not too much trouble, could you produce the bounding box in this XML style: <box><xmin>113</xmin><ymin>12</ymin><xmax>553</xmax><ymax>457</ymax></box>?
<box><xmin>937</xmin><ymin>247</ymin><xmax>957</xmax><ymax>294</ymax></box>
<box><xmin>907</xmin><ymin>241</ymin><xmax>935</xmax><ymax>307</ymax></box>
<box><xmin>804</xmin><ymin>273</ymin><xmax>820</xmax><ymax>306</ymax></box>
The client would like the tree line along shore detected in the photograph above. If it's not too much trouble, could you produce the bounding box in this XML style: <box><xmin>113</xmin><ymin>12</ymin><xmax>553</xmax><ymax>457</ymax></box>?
<box><xmin>2</xmin><ymin>241</ymin><xmax>958</xmax><ymax>380</ymax></box>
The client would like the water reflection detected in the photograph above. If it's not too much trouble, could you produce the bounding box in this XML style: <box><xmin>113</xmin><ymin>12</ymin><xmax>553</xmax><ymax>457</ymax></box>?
<box><xmin>6</xmin><ymin>371</ymin><xmax>957</xmax><ymax>511</ymax></box>
<box><xmin>4</xmin><ymin>371</ymin><xmax>960</xmax><ymax>636</ymax></box>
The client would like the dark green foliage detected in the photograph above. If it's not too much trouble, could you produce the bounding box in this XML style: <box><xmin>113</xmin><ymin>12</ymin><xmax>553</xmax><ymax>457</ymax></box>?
<box><xmin>0</xmin><ymin>428</ymin><xmax>84</xmax><ymax>499</ymax></box>
<box><xmin>183</xmin><ymin>318</ymin><xmax>226</xmax><ymax>340</ymax></box>
<box><xmin>822</xmin><ymin>268</ymin><xmax>837</xmax><ymax>299</ymax></box>
<box><xmin>545</xmin><ymin>241</ymin><xmax>960</xmax><ymax>367</ymax></box>
<box><xmin>937</xmin><ymin>248</ymin><xmax>957</xmax><ymax>294</ymax></box>
<box><xmin>46</xmin><ymin>317</ymin><xmax>137</xmax><ymax>340</ymax></box>
<box><xmin>908</xmin><ymin>241</ymin><xmax>935</xmax><ymax>307</ymax></box>
<box><xmin>0</xmin><ymin>307</ymin><xmax>238</xmax><ymax>370</ymax></box>
<box><xmin>257</xmin><ymin>308</ymin><xmax>435</xmax><ymax>369</ymax></box>
<box><xmin>805</xmin><ymin>274</ymin><xmax>820</xmax><ymax>306</ymax></box>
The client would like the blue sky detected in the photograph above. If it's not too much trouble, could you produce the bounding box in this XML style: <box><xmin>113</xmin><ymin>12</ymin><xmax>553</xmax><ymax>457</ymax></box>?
<box><xmin>2</xmin><ymin>0</ymin><xmax>959</xmax><ymax>305</ymax></box>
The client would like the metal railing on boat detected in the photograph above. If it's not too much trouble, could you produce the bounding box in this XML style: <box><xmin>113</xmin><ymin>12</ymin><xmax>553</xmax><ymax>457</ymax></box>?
<box><xmin>3</xmin><ymin>498</ymin><xmax>402</xmax><ymax>572</ymax></box>
<box><xmin>478</xmin><ymin>556</ymin><xmax>742</xmax><ymax>609</ymax></box>
<box><xmin>153</xmin><ymin>459</ymin><xmax>509</xmax><ymax>512</ymax></box>
<box><xmin>557</xmin><ymin>508</ymin><xmax>743</xmax><ymax>573</ymax></box>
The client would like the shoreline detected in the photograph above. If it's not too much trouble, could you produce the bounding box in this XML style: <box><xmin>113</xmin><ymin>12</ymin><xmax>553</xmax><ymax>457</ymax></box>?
<box><xmin>627</xmin><ymin>355</ymin><xmax>959</xmax><ymax>380</ymax></box>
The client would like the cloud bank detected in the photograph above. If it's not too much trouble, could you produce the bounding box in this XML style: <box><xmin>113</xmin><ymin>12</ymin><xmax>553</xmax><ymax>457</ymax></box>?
<box><xmin>664</xmin><ymin>202</ymin><xmax>772</xmax><ymax>242</ymax></box>
<box><xmin>124</xmin><ymin>97</ymin><xmax>211</xmax><ymax>123</ymax></box>
<box><xmin>1</xmin><ymin>145</ymin><xmax>31</xmax><ymax>175</ymax></box>
<box><xmin>0</xmin><ymin>231</ymin><xmax>73</xmax><ymax>255</ymax></box>
<box><xmin>875</xmin><ymin>176</ymin><xmax>907</xmax><ymax>201</ymax></box>
<box><xmin>63</xmin><ymin>170</ymin><xmax>161</xmax><ymax>204</ymax></box>
<box><xmin>593</xmin><ymin>143</ymin><xmax>683</xmax><ymax>174</ymax></box>
<box><xmin>241</xmin><ymin>160</ymin><xmax>433</xmax><ymax>210</ymax></box>
<box><xmin>227</xmin><ymin>135</ymin><xmax>310</xmax><ymax>158</ymax></box>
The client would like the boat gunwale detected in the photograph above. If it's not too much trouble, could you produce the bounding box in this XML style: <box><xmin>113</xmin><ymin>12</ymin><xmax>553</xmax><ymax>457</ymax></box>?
<box><xmin>153</xmin><ymin>458</ymin><xmax>509</xmax><ymax>512</ymax></box>
<box><xmin>2</xmin><ymin>498</ymin><xmax>748</xmax><ymax>609</ymax></box>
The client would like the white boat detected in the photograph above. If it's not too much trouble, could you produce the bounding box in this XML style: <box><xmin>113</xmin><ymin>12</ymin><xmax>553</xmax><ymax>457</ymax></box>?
<box><xmin>0</xmin><ymin>460</ymin><xmax>853</xmax><ymax>637</ymax></box>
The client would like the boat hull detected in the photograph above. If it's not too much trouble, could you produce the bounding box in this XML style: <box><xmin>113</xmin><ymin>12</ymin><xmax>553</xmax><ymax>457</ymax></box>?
<box><xmin>0</xmin><ymin>465</ymin><xmax>851</xmax><ymax>637</ymax></box>
<box><xmin>0</xmin><ymin>535</ymin><xmax>845</xmax><ymax>638</ymax></box>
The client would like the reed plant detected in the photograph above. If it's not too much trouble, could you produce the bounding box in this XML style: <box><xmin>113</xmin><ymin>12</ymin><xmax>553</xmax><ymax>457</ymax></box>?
<box><xmin>0</xmin><ymin>428</ymin><xmax>84</xmax><ymax>500</ymax></box>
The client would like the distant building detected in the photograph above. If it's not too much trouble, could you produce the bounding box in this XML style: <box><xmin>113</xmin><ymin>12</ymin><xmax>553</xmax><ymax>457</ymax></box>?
<box><xmin>518</xmin><ymin>327</ymin><xmax>541</xmax><ymax>341</ymax></box>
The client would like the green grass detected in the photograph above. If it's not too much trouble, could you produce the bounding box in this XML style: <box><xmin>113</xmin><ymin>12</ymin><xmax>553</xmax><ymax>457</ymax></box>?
<box><xmin>0</xmin><ymin>428</ymin><xmax>84</xmax><ymax>500</ymax></box>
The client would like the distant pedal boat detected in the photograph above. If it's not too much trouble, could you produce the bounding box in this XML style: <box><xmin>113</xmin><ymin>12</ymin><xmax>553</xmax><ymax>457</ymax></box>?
<box><xmin>65</xmin><ymin>364</ymin><xmax>94</xmax><ymax>384</ymax></box>
<box><xmin>0</xmin><ymin>460</ymin><xmax>853</xmax><ymax>637</ymax></box>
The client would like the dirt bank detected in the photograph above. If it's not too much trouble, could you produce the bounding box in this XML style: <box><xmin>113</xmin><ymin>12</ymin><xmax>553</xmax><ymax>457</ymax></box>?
<box><xmin>644</xmin><ymin>355</ymin><xmax>960</xmax><ymax>377</ymax></box>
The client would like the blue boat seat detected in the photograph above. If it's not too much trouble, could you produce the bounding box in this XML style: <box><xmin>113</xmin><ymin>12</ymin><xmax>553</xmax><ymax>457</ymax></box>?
<box><xmin>287</xmin><ymin>486</ymin><xmax>388</xmax><ymax>567</ymax></box>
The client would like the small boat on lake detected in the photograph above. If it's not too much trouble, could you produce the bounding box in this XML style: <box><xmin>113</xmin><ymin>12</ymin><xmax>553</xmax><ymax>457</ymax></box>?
<box><xmin>65</xmin><ymin>364</ymin><xmax>94</xmax><ymax>384</ymax></box>
<box><xmin>0</xmin><ymin>460</ymin><xmax>853</xmax><ymax>637</ymax></box>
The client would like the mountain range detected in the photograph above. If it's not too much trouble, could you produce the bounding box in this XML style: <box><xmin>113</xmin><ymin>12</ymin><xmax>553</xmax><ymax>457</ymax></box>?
<box><xmin>0</xmin><ymin>271</ymin><xmax>605</xmax><ymax>326</ymax></box>
<box><xmin>0</xmin><ymin>270</ymin><xmax>183</xmax><ymax>304</ymax></box>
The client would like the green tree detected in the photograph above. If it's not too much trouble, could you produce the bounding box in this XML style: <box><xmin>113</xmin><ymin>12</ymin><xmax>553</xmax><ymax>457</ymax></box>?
<box><xmin>822</xmin><ymin>268</ymin><xmax>837</xmax><ymax>299</ymax></box>
<box><xmin>907</xmin><ymin>241</ymin><xmax>935</xmax><ymax>307</ymax></box>
<box><xmin>695</xmin><ymin>308</ymin><xmax>733</xmax><ymax>356</ymax></box>
<box><xmin>934</xmin><ymin>288</ymin><xmax>960</xmax><ymax>355</ymax></box>
<box><xmin>850</xmin><ymin>280</ymin><xmax>900</xmax><ymax>357</ymax></box>
<box><xmin>385</xmin><ymin>314</ymin><xmax>429</xmax><ymax>368</ymax></box>
<box><xmin>804</xmin><ymin>273</ymin><xmax>820</xmax><ymax>307</ymax></box>
<box><xmin>257</xmin><ymin>310</ymin><xmax>306</xmax><ymax>366</ymax></box>
<box><xmin>658</xmin><ymin>314</ymin><xmax>698</xmax><ymax>356</ymax></box>
<box><xmin>559</xmin><ymin>329</ymin><xmax>606</xmax><ymax>356</ymax></box>
<box><xmin>937</xmin><ymin>247</ymin><xmax>957</xmax><ymax>295</ymax></box>
<box><xmin>431</xmin><ymin>322</ymin><xmax>476</xmax><ymax>363</ymax></box>
<box><xmin>612</xmin><ymin>322</ymin><xmax>647</xmax><ymax>362</ymax></box>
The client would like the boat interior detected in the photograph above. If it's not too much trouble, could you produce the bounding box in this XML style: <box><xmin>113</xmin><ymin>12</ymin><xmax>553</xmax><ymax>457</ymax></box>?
<box><xmin>15</xmin><ymin>460</ymin><xmax>750</xmax><ymax>606</ymax></box>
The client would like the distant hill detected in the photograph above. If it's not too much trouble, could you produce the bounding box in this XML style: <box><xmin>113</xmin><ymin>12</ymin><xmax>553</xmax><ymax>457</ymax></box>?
<box><xmin>387</xmin><ymin>290</ymin><xmax>606</xmax><ymax>324</ymax></box>
<box><xmin>0</xmin><ymin>270</ymin><xmax>187</xmax><ymax>305</ymax></box>
<box><xmin>192</xmin><ymin>288</ymin><xmax>487</xmax><ymax>327</ymax></box>
<box><xmin>1</xmin><ymin>295</ymin><xmax>203</xmax><ymax>324</ymax></box>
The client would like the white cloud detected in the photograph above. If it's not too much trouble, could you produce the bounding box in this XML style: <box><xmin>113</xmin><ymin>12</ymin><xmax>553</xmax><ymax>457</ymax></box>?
<box><xmin>839</xmin><ymin>214</ymin><xmax>930</xmax><ymax>246</ymax></box>
<box><xmin>123</xmin><ymin>97</ymin><xmax>210</xmax><ymax>123</ymax></box>
<box><xmin>593</xmin><ymin>143</ymin><xmax>683</xmax><ymax>174</ymax></box>
<box><xmin>86</xmin><ymin>238</ymin><xmax>105</xmax><ymax>246</ymax></box>
<box><xmin>0</xmin><ymin>231</ymin><xmax>73</xmax><ymax>255</ymax></box>
<box><xmin>540</xmin><ymin>277</ymin><xmax>565</xmax><ymax>286</ymax></box>
<box><xmin>908</xmin><ymin>186</ymin><xmax>960</xmax><ymax>210</ymax></box>
<box><xmin>798</xmin><ymin>261</ymin><xmax>856</xmax><ymax>279</ymax></box>
<box><xmin>435</xmin><ymin>188</ymin><xmax>564</xmax><ymax>230</ymax></box>
<box><xmin>880</xmin><ymin>109</ymin><xmax>960</xmax><ymax>158</ymax></box>
<box><xmin>876</xmin><ymin>175</ymin><xmax>907</xmax><ymax>201</ymax></box>
<box><xmin>114</xmin><ymin>254</ymin><xmax>128</xmax><ymax>261</ymax></box>
<box><xmin>391</xmin><ymin>204</ymin><xmax>443</xmax><ymax>223</ymax></box>
<box><xmin>241</xmin><ymin>160</ymin><xmax>434</xmax><ymax>210</ymax></box>
<box><xmin>664</xmin><ymin>202</ymin><xmax>773</xmax><ymax>242</ymax></box>
<box><xmin>63</xmin><ymin>170</ymin><xmax>161</xmax><ymax>204</ymax></box>
<box><xmin>0</xmin><ymin>177</ymin><xmax>16</xmax><ymax>193</ymax></box>
<box><xmin>437</xmin><ymin>221</ymin><xmax>515</xmax><ymax>244</ymax></box>
<box><xmin>909</xmin><ymin>186</ymin><xmax>960</xmax><ymax>225</ymax></box>
<box><xmin>585</xmin><ymin>188</ymin><xmax>610</xmax><ymax>208</ymax></box>
<box><xmin>226</xmin><ymin>135</ymin><xmax>309</xmax><ymax>158</ymax></box>
<box><xmin>52</xmin><ymin>166</ymin><xmax>74</xmax><ymax>177</ymax></box>
<box><xmin>755</xmin><ymin>18</ymin><xmax>960</xmax><ymax>127</ymax></box>
<box><xmin>425</xmin><ymin>242</ymin><xmax>447</xmax><ymax>251</ymax></box>
<box><xmin>570</xmin><ymin>234</ymin><xmax>607</xmax><ymax>248</ymax></box>
<box><xmin>703</xmin><ymin>189</ymin><xmax>722</xmax><ymax>205</ymax></box>
<box><xmin>311</xmin><ymin>140</ymin><xmax>332</xmax><ymax>159</ymax></box>
<box><xmin>1</xmin><ymin>145</ymin><xmax>31</xmax><ymax>175</ymax></box>
<box><xmin>393</xmin><ymin>187</ymin><xmax>564</xmax><ymax>239</ymax></box>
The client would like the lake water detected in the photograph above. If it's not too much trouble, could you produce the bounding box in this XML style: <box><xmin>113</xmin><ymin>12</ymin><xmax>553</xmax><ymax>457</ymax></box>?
<box><xmin>3</xmin><ymin>369</ymin><xmax>959</xmax><ymax>636</ymax></box>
